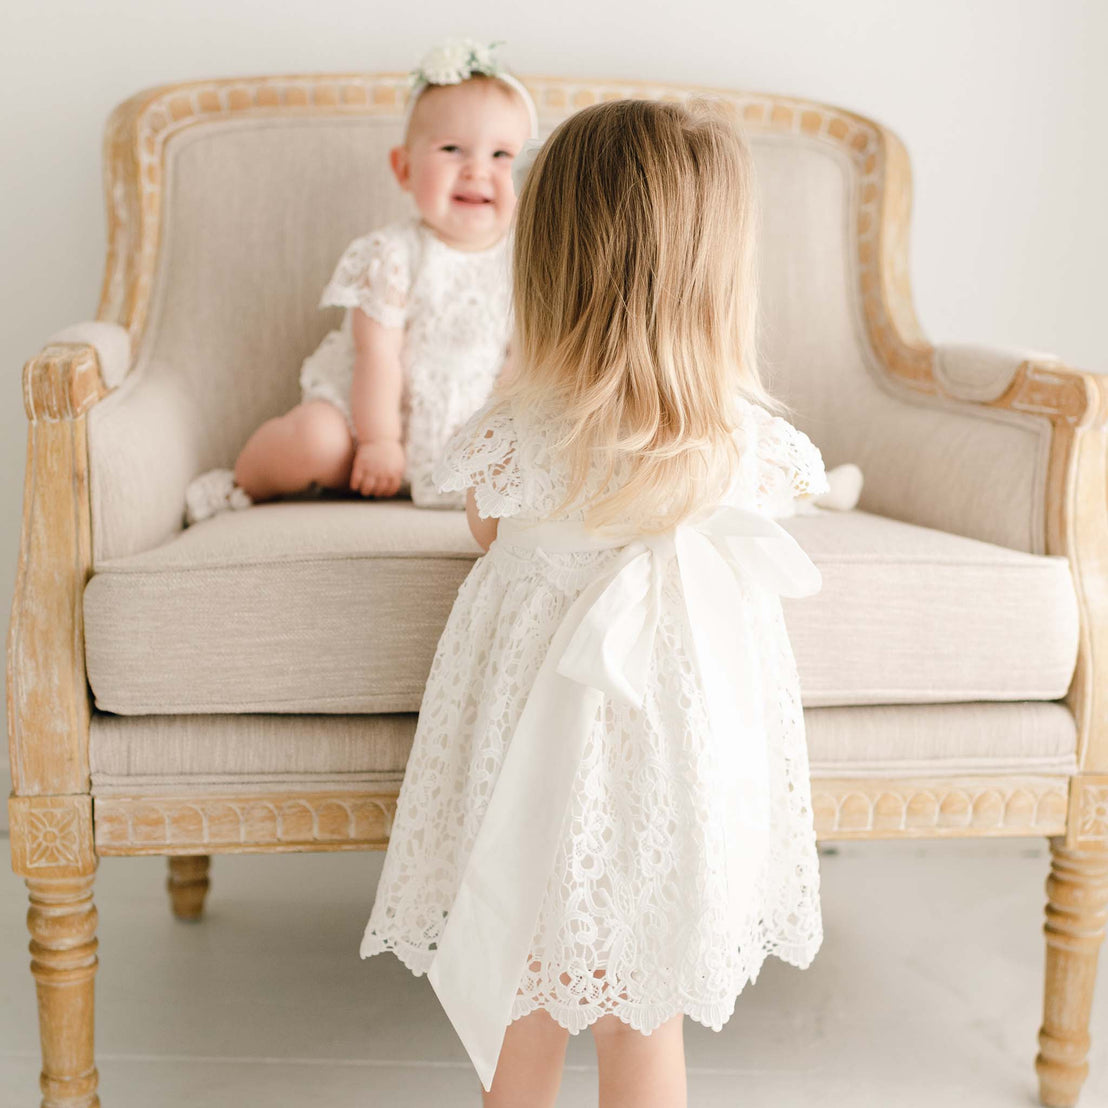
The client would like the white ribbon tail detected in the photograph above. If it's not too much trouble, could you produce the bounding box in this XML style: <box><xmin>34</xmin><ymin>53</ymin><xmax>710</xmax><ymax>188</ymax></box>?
<box><xmin>555</xmin><ymin>542</ymin><xmax>663</xmax><ymax>706</ymax></box>
<box><xmin>426</xmin><ymin>563</ymin><xmax>628</xmax><ymax>1092</ymax></box>
<box><xmin>675</xmin><ymin>525</ymin><xmax>774</xmax><ymax>936</ymax></box>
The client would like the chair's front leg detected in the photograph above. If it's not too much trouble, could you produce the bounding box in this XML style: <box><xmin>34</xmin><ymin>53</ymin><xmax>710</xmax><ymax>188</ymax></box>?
<box><xmin>26</xmin><ymin>872</ymin><xmax>99</xmax><ymax>1108</ymax></box>
<box><xmin>1037</xmin><ymin>834</ymin><xmax>1108</xmax><ymax>1108</ymax></box>
<box><xmin>167</xmin><ymin>855</ymin><xmax>211</xmax><ymax>920</ymax></box>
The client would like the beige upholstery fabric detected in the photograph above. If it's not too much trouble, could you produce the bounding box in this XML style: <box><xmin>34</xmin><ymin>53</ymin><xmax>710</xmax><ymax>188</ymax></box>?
<box><xmin>87</xmin><ymin>701</ymin><xmax>1078</xmax><ymax>796</ymax></box>
<box><xmin>48</xmin><ymin>321</ymin><xmax>132</xmax><ymax>388</ymax></box>
<box><xmin>88</xmin><ymin>114</ymin><xmax>1054</xmax><ymax>563</ymax></box>
<box><xmin>83</xmin><ymin>501</ymin><xmax>1079</xmax><ymax>715</ymax></box>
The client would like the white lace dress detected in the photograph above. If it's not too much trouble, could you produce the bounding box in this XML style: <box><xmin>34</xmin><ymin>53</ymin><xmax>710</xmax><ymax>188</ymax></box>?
<box><xmin>299</xmin><ymin>218</ymin><xmax>512</xmax><ymax>508</ymax></box>
<box><xmin>360</xmin><ymin>393</ymin><xmax>831</xmax><ymax>1049</ymax></box>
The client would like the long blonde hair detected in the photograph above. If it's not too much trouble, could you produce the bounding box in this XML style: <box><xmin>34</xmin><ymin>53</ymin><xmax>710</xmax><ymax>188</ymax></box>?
<box><xmin>494</xmin><ymin>97</ymin><xmax>787</xmax><ymax>535</ymax></box>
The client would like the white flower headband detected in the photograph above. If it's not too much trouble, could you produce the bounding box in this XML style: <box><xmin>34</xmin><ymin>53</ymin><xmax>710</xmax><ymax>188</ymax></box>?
<box><xmin>402</xmin><ymin>38</ymin><xmax>539</xmax><ymax>141</ymax></box>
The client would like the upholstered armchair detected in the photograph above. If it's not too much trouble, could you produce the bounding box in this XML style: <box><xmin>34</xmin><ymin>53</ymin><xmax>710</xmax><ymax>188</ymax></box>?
<box><xmin>7</xmin><ymin>73</ymin><xmax>1107</xmax><ymax>1108</ymax></box>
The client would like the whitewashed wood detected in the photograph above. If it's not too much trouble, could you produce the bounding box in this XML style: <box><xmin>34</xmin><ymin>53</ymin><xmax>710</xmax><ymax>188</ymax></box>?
<box><xmin>166</xmin><ymin>855</ymin><xmax>211</xmax><ymax>921</ymax></box>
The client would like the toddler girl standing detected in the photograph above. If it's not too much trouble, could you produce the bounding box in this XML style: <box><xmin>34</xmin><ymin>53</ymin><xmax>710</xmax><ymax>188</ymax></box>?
<box><xmin>185</xmin><ymin>40</ymin><xmax>537</xmax><ymax>522</ymax></box>
<box><xmin>360</xmin><ymin>98</ymin><xmax>829</xmax><ymax>1107</ymax></box>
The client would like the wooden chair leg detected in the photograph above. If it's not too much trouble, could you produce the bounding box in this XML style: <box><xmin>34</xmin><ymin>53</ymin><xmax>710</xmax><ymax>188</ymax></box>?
<box><xmin>167</xmin><ymin>855</ymin><xmax>211</xmax><ymax>921</ymax></box>
<box><xmin>1036</xmin><ymin>836</ymin><xmax>1108</xmax><ymax>1108</ymax></box>
<box><xmin>26</xmin><ymin>872</ymin><xmax>100</xmax><ymax>1108</ymax></box>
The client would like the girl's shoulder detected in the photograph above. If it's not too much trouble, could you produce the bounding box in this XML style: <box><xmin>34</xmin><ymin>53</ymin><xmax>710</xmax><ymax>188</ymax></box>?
<box><xmin>732</xmin><ymin>395</ymin><xmax>830</xmax><ymax>504</ymax></box>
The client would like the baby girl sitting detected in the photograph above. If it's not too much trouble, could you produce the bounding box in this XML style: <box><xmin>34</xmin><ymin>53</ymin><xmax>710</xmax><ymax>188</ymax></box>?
<box><xmin>186</xmin><ymin>40</ymin><xmax>538</xmax><ymax>523</ymax></box>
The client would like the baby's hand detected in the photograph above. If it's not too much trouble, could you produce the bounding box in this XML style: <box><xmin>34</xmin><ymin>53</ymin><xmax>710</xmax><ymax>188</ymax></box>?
<box><xmin>350</xmin><ymin>439</ymin><xmax>406</xmax><ymax>498</ymax></box>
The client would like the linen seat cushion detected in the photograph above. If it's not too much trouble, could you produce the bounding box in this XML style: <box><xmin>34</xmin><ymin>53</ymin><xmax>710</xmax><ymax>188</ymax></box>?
<box><xmin>82</xmin><ymin>501</ymin><xmax>1080</xmax><ymax>714</ymax></box>
<box><xmin>86</xmin><ymin>702</ymin><xmax>1078</xmax><ymax>795</ymax></box>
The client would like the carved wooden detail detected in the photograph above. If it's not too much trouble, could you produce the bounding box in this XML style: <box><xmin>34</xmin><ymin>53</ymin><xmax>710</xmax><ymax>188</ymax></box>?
<box><xmin>99</xmin><ymin>76</ymin><xmax>894</xmax><ymax>348</ymax></box>
<box><xmin>167</xmin><ymin>855</ymin><xmax>211</xmax><ymax>921</ymax></box>
<box><xmin>1065</xmin><ymin>776</ymin><xmax>1108</xmax><ymax>847</ymax></box>
<box><xmin>26</xmin><ymin>872</ymin><xmax>100</xmax><ymax>1108</ymax></box>
<box><xmin>9</xmin><ymin>797</ymin><xmax>96</xmax><ymax>878</ymax></box>
<box><xmin>812</xmin><ymin>776</ymin><xmax>1068</xmax><ymax>838</ymax></box>
<box><xmin>1036</xmin><ymin>838</ymin><xmax>1108</xmax><ymax>1108</ymax></box>
<box><xmin>22</xmin><ymin>343</ymin><xmax>110</xmax><ymax>423</ymax></box>
<box><xmin>85</xmin><ymin>779</ymin><xmax>1073</xmax><ymax>855</ymax></box>
<box><xmin>94</xmin><ymin>793</ymin><xmax>397</xmax><ymax>854</ymax></box>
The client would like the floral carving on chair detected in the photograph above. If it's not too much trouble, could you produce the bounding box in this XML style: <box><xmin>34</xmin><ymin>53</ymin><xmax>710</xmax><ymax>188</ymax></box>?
<box><xmin>27</xmin><ymin>808</ymin><xmax>81</xmax><ymax>868</ymax></box>
<box><xmin>1078</xmin><ymin>783</ymin><xmax>1108</xmax><ymax>841</ymax></box>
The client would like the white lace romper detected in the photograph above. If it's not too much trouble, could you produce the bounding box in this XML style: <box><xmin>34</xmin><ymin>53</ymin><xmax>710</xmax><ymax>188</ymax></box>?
<box><xmin>298</xmin><ymin>217</ymin><xmax>512</xmax><ymax>508</ymax></box>
<box><xmin>360</xmin><ymin>393</ymin><xmax>831</xmax><ymax>1038</ymax></box>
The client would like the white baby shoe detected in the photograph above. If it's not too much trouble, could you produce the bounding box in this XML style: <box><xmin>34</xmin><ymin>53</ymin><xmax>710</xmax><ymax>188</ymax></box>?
<box><xmin>793</xmin><ymin>463</ymin><xmax>864</xmax><ymax>515</ymax></box>
<box><xmin>185</xmin><ymin>468</ymin><xmax>253</xmax><ymax>525</ymax></box>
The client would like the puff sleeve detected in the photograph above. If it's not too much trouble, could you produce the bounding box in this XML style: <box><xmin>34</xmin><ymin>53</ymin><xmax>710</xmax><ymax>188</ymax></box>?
<box><xmin>735</xmin><ymin>400</ymin><xmax>830</xmax><ymax>513</ymax></box>
<box><xmin>319</xmin><ymin>225</ymin><xmax>413</xmax><ymax>330</ymax></box>
<box><xmin>432</xmin><ymin>397</ymin><xmax>525</xmax><ymax>519</ymax></box>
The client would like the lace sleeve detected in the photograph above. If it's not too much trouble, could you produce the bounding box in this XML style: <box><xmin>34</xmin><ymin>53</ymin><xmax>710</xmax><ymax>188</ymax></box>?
<box><xmin>744</xmin><ymin>402</ymin><xmax>831</xmax><ymax>504</ymax></box>
<box><xmin>319</xmin><ymin>226</ymin><xmax>412</xmax><ymax>329</ymax></box>
<box><xmin>432</xmin><ymin>398</ymin><xmax>524</xmax><ymax>519</ymax></box>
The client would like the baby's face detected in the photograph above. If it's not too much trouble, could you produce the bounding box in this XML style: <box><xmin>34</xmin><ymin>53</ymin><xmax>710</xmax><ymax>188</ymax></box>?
<box><xmin>392</xmin><ymin>80</ymin><xmax>532</xmax><ymax>252</ymax></box>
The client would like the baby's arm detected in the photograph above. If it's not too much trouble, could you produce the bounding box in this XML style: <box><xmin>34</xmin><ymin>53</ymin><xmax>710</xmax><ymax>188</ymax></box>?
<box><xmin>349</xmin><ymin>308</ymin><xmax>406</xmax><ymax>497</ymax></box>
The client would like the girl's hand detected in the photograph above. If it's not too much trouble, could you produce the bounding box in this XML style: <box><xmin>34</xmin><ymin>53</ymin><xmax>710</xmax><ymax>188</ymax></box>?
<box><xmin>350</xmin><ymin>438</ymin><xmax>406</xmax><ymax>497</ymax></box>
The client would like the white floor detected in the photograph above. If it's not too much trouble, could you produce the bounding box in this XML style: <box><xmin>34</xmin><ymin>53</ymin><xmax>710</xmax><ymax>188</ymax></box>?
<box><xmin>2</xmin><ymin>834</ymin><xmax>1106</xmax><ymax>1108</ymax></box>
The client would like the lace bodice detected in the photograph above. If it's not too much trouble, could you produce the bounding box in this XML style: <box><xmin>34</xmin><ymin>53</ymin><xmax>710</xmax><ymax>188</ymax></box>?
<box><xmin>433</xmin><ymin>393</ymin><xmax>830</xmax><ymax>522</ymax></box>
<box><xmin>311</xmin><ymin>218</ymin><xmax>513</xmax><ymax>506</ymax></box>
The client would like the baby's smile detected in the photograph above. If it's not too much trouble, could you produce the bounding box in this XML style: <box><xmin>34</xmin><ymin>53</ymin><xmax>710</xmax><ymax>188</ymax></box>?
<box><xmin>452</xmin><ymin>190</ymin><xmax>493</xmax><ymax>206</ymax></box>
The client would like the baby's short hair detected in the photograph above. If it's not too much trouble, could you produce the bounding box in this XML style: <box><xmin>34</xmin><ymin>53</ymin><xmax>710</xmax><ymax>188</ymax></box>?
<box><xmin>403</xmin><ymin>74</ymin><xmax>537</xmax><ymax>144</ymax></box>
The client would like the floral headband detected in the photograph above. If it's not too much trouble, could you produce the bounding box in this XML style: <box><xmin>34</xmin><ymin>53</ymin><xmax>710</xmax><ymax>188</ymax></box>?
<box><xmin>402</xmin><ymin>38</ymin><xmax>539</xmax><ymax>141</ymax></box>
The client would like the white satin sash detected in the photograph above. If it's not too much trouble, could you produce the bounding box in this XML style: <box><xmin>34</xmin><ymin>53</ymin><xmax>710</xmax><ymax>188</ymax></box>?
<box><xmin>426</xmin><ymin>503</ymin><xmax>822</xmax><ymax>1092</ymax></box>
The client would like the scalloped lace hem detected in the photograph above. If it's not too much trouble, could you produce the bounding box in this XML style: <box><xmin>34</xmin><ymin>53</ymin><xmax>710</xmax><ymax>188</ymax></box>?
<box><xmin>434</xmin><ymin>468</ymin><xmax>521</xmax><ymax>519</ymax></box>
<box><xmin>360</xmin><ymin>928</ymin><xmax>823</xmax><ymax>1037</ymax></box>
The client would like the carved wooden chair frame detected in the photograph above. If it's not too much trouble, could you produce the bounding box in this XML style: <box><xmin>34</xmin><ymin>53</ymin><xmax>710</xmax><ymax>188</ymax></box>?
<box><xmin>8</xmin><ymin>73</ymin><xmax>1108</xmax><ymax>1108</ymax></box>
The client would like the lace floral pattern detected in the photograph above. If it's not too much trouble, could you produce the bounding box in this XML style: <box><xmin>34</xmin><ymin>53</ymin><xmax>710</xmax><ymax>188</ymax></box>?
<box><xmin>432</xmin><ymin>398</ymin><xmax>524</xmax><ymax>519</ymax></box>
<box><xmin>361</xmin><ymin>394</ymin><xmax>827</xmax><ymax>1036</ymax></box>
<box><xmin>740</xmin><ymin>402</ymin><xmax>832</xmax><ymax>516</ymax></box>
<box><xmin>434</xmin><ymin>394</ymin><xmax>831</xmax><ymax>521</ymax></box>
<box><xmin>319</xmin><ymin>227</ymin><xmax>413</xmax><ymax>329</ymax></box>
<box><xmin>298</xmin><ymin>219</ymin><xmax>513</xmax><ymax>507</ymax></box>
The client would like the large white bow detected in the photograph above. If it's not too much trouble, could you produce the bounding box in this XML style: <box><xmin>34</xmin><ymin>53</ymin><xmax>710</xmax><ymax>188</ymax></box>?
<box><xmin>426</xmin><ymin>503</ymin><xmax>821</xmax><ymax>1092</ymax></box>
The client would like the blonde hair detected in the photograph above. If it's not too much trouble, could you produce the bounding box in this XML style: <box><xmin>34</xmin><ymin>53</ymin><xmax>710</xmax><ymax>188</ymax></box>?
<box><xmin>493</xmin><ymin>97</ymin><xmax>789</xmax><ymax>536</ymax></box>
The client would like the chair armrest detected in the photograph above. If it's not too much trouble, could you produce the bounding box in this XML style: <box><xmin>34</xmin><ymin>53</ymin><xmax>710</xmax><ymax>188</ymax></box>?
<box><xmin>932</xmin><ymin>342</ymin><xmax>1064</xmax><ymax>403</ymax></box>
<box><xmin>869</xmin><ymin>344</ymin><xmax>1108</xmax><ymax>783</ymax></box>
<box><xmin>21</xmin><ymin>331</ymin><xmax>117</xmax><ymax>421</ymax></box>
<box><xmin>857</xmin><ymin>344</ymin><xmax>1104</xmax><ymax>559</ymax></box>
<box><xmin>44</xmin><ymin>321</ymin><xmax>132</xmax><ymax>389</ymax></box>
<box><xmin>844</xmin><ymin>127</ymin><xmax>1108</xmax><ymax>789</ymax></box>
<box><xmin>8</xmin><ymin>332</ymin><xmax>124</xmax><ymax>797</ymax></box>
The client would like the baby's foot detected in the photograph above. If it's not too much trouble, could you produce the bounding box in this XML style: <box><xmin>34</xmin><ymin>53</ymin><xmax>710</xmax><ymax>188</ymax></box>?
<box><xmin>795</xmin><ymin>463</ymin><xmax>863</xmax><ymax>514</ymax></box>
<box><xmin>816</xmin><ymin>463</ymin><xmax>863</xmax><ymax>511</ymax></box>
<box><xmin>185</xmin><ymin>468</ymin><xmax>253</xmax><ymax>525</ymax></box>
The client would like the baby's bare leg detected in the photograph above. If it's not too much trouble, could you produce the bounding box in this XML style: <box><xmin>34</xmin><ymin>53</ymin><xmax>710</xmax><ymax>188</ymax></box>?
<box><xmin>482</xmin><ymin>1009</ymin><xmax>569</xmax><ymax>1108</ymax></box>
<box><xmin>234</xmin><ymin>401</ymin><xmax>356</xmax><ymax>501</ymax></box>
<box><xmin>592</xmin><ymin>1012</ymin><xmax>687</xmax><ymax>1108</ymax></box>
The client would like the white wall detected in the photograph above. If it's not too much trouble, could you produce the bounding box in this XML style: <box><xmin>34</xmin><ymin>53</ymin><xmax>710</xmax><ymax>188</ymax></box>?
<box><xmin>2</xmin><ymin>1</ymin><xmax>1105</xmax><ymax>800</ymax></box>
